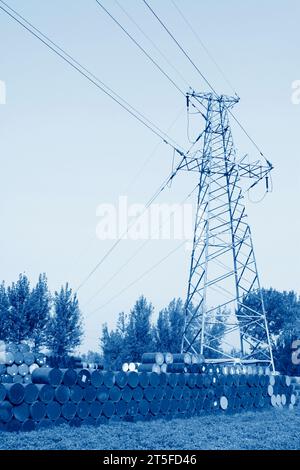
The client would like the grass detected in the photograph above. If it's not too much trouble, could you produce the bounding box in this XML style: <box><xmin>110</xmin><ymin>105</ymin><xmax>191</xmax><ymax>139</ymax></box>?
<box><xmin>0</xmin><ymin>408</ymin><xmax>299</xmax><ymax>450</ymax></box>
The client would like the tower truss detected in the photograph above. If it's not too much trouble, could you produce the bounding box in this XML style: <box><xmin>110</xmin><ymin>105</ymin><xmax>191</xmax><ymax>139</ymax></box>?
<box><xmin>179</xmin><ymin>92</ymin><xmax>274</xmax><ymax>370</ymax></box>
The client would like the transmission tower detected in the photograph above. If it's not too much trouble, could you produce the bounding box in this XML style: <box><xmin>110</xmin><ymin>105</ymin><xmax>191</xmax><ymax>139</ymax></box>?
<box><xmin>179</xmin><ymin>91</ymin><xmax>274</xmax><ymax>370</ymax></box>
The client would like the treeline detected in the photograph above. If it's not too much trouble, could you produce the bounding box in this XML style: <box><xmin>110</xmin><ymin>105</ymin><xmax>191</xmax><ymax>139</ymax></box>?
<box><xmin>101</xmin><ymin>289</ymin><xmax>300</xmax><ymax>375</ymax></box>
<box><xmin>0</xmin><ymin>274</ymin><xmax>83</xmax><ymax>355</ymax></box>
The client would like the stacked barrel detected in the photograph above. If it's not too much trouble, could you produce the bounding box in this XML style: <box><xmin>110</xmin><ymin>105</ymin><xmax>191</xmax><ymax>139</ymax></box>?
<box><xmin>0</xmin><ymin>343</ymin><xmax>46</xmax><ymax>385</ymax></box>
<box><xmin>137</xmin><ymin>352</ymin><xmax>205</xmax><ymax>374</ymax></box>
<box><xmin>0</xmin><ymin>364</ymin><xmax>297</xmax><ymax>432</ymax></box>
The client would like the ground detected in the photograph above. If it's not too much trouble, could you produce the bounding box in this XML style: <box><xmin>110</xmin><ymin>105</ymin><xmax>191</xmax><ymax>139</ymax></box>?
<box><xmin>0</xmin><ymin>408</ymin><xmax>299</xmax><ymax>450</ymax></box>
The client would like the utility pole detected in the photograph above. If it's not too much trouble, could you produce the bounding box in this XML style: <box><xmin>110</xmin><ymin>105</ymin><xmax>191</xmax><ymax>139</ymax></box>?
<box><xmin>179</xmin><ymin>92</ymin><xmax>274</xmax><ymax>371</ymax></box>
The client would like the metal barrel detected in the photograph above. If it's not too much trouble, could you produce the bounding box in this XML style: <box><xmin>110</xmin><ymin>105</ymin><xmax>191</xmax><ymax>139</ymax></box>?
<box><xmin>12</xmin><ymin>402</ymin><xmax>29</xmax><ymax>422</ymax></box>
<box><xmin>23</xmin><ymin>374</ymin><xmax>32</xmax><ymax>384</ymax></box>
<box><xmin>18</xmin><ymin>364</ymin><xmax>29</xmax><ymax>377</ymax></box>
<box><xmin>132</xmin><ymin>386</ymin><xmax>143</xmax><ymax>402</ymax></box>
<box><xmin>115</xmin><ymin>399</ymin><xmax>128</xmax><ymax>417</ymax></box>
<box><xmin>4</xmin><ymin>352</ymin><xmax>14</xmax><ymax>366</ymax></box>
<box><xmin>102</xmin><ymin>401</ymin><xmax>115</xmax><ymax>418</ymax></box>
<box><xmin>24</xmin><ymin>384</ymin><xmax>39</xmax><ymax>404</ymax></box>
<box><xmin>6</xmin><ymin>418</ymin><xmax>22</xmax><ymax>432</ymax></box>
<box><xmin>89</xmin><ymin>401</ymin><xmax>102</xmax><ymax>419</ymax></box>
<box><xmin>154</xmin><ymin>387</ymin><xmax>164</xmax><ymax>401</ymax></box>
<box><xmin>55</xmin><ymin>385</ymin><xmax>70</xmax><ymax>404</ymax></box>
<box><xmin>160</xmin><ymin>373</ymin><xmax>168</xmax><ymax>387</ymax></box>
<box><xmin>21</xmin><ymin>419</ymin><xmax>36</xmax><ymax>432</ymax></box>
<box><xmin>115</xmin><ymin>371</ymin><xmax>128</xmax><ymax>388</ymax></box>
<box><xmin>172</xmin><ymin>353</ymin><xmax>191</xmax><ymax>365</ymax></box>
<box><xmin>76</xmin><ymin>400</ymin><xmax>90</xmax><ymax>419</ymax></box>
<box><xmin>35</xmin><ymin>353</ymin><xmax>47</xmax><ymax>367</ymax></box>
<box><xmin>138</xmin><ymin>399</ymin><xmax>150</xmax><ymax>416</ymax></box>
<box><xmin>160</xmin><ymin>364</ymin><xmax>167</xmax><ymax>373</ymax></box>
<box><xmin>70</xmin><ymin>384</ymin><xmax>84</xmax><ymax>403</ymax></box>
<box><xmin>96</xmin><ymin>385</ymin><xmax>109</xmax><ymax>403</ymax></box>
<box><xmin>138</xmin><ymin>364</ymin><xmax>161</xmax><ymax>373</ymax></box>
<box><xmin>0</xmin><ymin>401</ymin><xmax>13</xmax><ymax>423</ymax></box>
<box><xmin>122</xmin><ymin>363</ymin><xmax>129</xmax><ymax>372</ymax></box>
<box><xmin>13</xmin><ymin>351</ymin><xmax>24</xmax><ymax>365</ymax></box>
<box><xmin>77</xmin><ymin>369</ymin><xmax>91</xmax><ymax>388</ymax></box>
<box><xmin>83</xmin><ymin>385</ymin><xmax>97</xmax><ymax>403</ymax></box>
<box><xmin>36</xmin><ymin>384</ymin><xmax>55</xmax><ymax>403</ymax></box>
<box><xmin>69</xmin><ymin>417</ymin><xmax>82</xmax><ymax>427</ymax></box>
<box><xmin>54</xmin><ymin>417</ymin><xmax>68</xmax><ymax>426</ymax></box>
<box><xmin>23</xmin><ymin>352</ymin><xmax>35</xmax><ymax>366</ymax></box>
<box><xmin>7</xmin><ymin>364</ymin><xmax>18</xmax><ymax>377</ymax></box>
<box><xmin>150</xmin><ymin>399</ymin><xmax>161</xmax><ymax>416</ymax></box>
<box><xmin>29</xmin><ymin>364</ymin><xmax>39</xmax><ymax>374</ymax></box>
<box><xmin>61</xmin><ymin>401</ymin><xmax>77</xmax><ymax>420</ymax></box>
<box><xmin>61</xmin><ymin>368</ymin><xmax>77</xmax><ymax>386</ymax></box>
<box><xmin>91</xmin><ymin>370</ymin><xmax>104</xmax><ymax>388</ymax></box>
<box><xmin>127</xmin><ymin>400</ymin><xmax>139</xmax><ymax>417</ymax></box>
<box><xmin>121</xmin><ymin>385</ymin><xmax>133</xmax><ymax>403</ymax></box>
<box><xmin>84</xmin><ymin>416</ymin><xmax>97</xmax><ymax>426</ymax></box>
<box><xmin>0</xmin><ymin>383</ymin><xmax>7</xmax><ymax>401</ymax></box>
<box><xmin>128</xmin><ymin>362</ymin><xmax>137</xmax><ymax>372</ymax></box>
<box><xmin>143</xmin><ymin>386</ymin><xmax>155</xmax><ymax>402</ymax></box>
<box><xmin>30</xmin><ymin>401</ymin><xmax>46</xmax><ymax>421</ymax></box>
<box><xmin>149</xmin><ymin>372</ymin><xmax>160</xmax><ymax>388</ymax></box>
<box><xmin>46</xmin><ymin>401</ymin><xmax>61</xmax><ymax>420</ymax></box>
<box><xmin>13</xmin><ymin>375</ymin><xmax>24</xmax><ymax>384</ymax></box>
<box><xmin>141</xmin><ymin>352</ymin><xmax>164</xmax><ymax>366</ymax></box>
<box><xmin>138</xmin><ymin>372</ymin><xmax>150</xmax><ymax>388</ymax></box>
<box><xmin>36</xmin><ymin>418</ymin><xmax>53</xmax><ymax>430</ymax></box>
<box><xmin>102</xmin><ymin>371</ymin><xmax>115</xmax><ymax>388</ymax></box>
<box><xmin>127</xmin><ymin>371</ymin><xmax>139</xmax><ymax>388</ymax></box>
<box><xmin>109</xmin><ymin>386</ymin><xmax>122</xmax><ymax>402</ymax></box>
<box><xmin>18</xmin><ymin>343</ymin><xmax>30</xmax><ymax>354</ymax></box>
<box><xmin>32</xmin><ymin>367</ymin><xmax>62</xmax><ymax>386</ymax></box>
<box><xmin>4</xmin><ymin>383</ymin><xmax>25</xmax><ymax>405</ymax></box>
<box><xmin>167</xmin><ymin>373</ymin><xmax>178</xmax><ymax>388</ymax></box>
<box><xmin>166</xmin><ymin>363</ymin><xmax>187</xmax><ymax>373</ymax></box>
<box><xmin>164</xmin><ymin>352</ymin><xmax>173</xmax><ymax>364</ymax></box>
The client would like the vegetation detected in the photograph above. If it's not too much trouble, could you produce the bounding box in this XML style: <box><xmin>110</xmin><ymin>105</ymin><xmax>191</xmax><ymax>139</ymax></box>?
<box><xmin>0</xmin><ymin>408</ymin><xmax>299</xmax><ymax>450</ymax></box>
<box><xmin>0</xmin><ymin>274</ymin><xmax>83</xmax><ymax>356</ymax></box>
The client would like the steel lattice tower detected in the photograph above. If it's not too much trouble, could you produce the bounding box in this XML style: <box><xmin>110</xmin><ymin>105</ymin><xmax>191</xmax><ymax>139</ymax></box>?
<box><xmin>179</xmin><ymin>92</ymin><xmax>274</xmax><ymax>370</ymax></box>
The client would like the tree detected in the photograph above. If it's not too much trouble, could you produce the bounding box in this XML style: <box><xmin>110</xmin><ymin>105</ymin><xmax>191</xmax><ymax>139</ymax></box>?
<box><xmin>28</xmin><ymin>274</ymin><xmax>51</xmax><ymax>350</ymax></box>
<box><xmin>204</xmin><ymin>309</ymin><xmax>227</xmax><ymax>359</ymax></box>
<box><xmin>155</xmin><ymin>299</ymin><xmax>184</xmax><ymax>352</ymax></box>
<box><xmin>46</xmin><ymin>283</ymin><xmax>83</xmax><ymax>356</ymax></box>
<box><xmin>6</xmin><ymin>274</ymin><xmax>32</xmax><ymax>343</ymax></box>
<box><xmin>125</xmin><ymin>296</ymin><xmax>155</xmax><ymax>361</ymax></box>
<box><xmin>243</xmin><ymin>288</ymin><xmax>300</xmax><ymax>374</ymax></box>
<box><xmin>0</xmin><ymin>282</ymin><xmax>9</xmax><ymax>342</ymax></box>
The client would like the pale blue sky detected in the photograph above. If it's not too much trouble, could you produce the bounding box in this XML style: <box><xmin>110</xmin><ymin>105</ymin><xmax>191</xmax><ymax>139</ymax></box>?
<box><xmin>0</xmin><ymin>0</ymin><xmax>299</xmax><ymax>351</ymax></box>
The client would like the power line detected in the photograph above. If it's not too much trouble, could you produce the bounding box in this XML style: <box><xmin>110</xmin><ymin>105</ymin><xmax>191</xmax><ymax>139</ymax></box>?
<box><xmin>83</xmin><ymin>182</ymin><xmax>199</xmax><ymax>308</ymax></box>
<box><xmin>95</xmin><ymin>0</ymin><xmax>185</xmax><ymax>98</ymax></box>
<box><xmin>170</xmin><ymin>0</ymin><xmax>238</xmax><ymax>96</ymax></box>
<box><xmin>142</xmin><ymin>0</ymin><xmax>218</xmax><ymax>95</ymax></box>
<box><xmin>142</xmin><ymin>0</ymin><xmax>270</xmax><ymax>163</ymax></box>
<box><xmin>75</xmin><ymin>154</ymin><xmax>186</xmax><ymax>292</ymax></box>
<box><xmin>114</xmin><ymin>0</ymin><xmax>190</xmax><ymax>89</ymax></box>
<box><xmin>0</xmin><ymin>1</ymin><xmax>184</xmax><ymax>153</ymax></box>
<box><xmin>86</xmin><ymin>239</ymin><xmax>186</xmax><ymax>317</ymax></box>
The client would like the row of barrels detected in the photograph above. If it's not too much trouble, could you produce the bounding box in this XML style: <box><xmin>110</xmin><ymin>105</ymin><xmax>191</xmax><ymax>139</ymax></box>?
<box><xmin>0</xmin><ymin>367</ymin><xmax>297</xmax><ymax>432</ymax></box>
<box><xmin>0</xmin><ymin>343</ymin><xmax>46</xmax><ymax>385</ymax></box>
